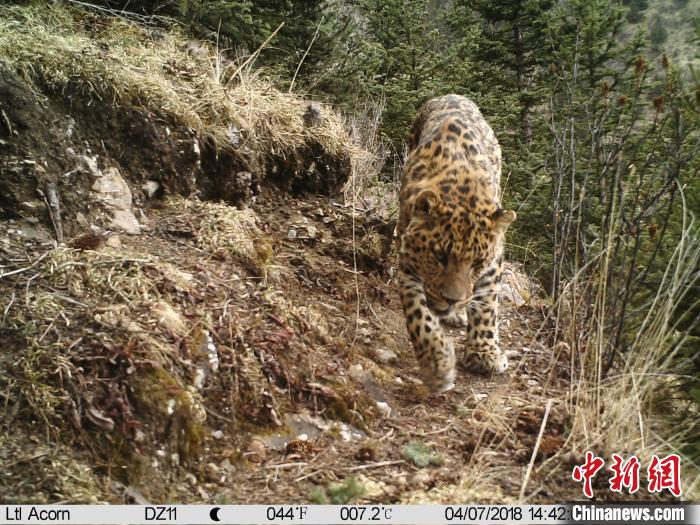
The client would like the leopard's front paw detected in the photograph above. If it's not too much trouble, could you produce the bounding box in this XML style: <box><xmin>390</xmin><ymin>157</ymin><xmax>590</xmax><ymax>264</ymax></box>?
<box><xmin>421</xmin><ymin>367</ymin><xmax>456</xmax><ymax>393</ymax></box>
<box><xmin>441</xmin><ymin>309</ymin><xmax>468</xmax><ymax>327</ymax></box>
<box><xmin>418</xmin><ymin>339</ymin><xmax>456</xmax><ymax>393</ymax></box>
<box><xmin>462</xmin><ymin>347</ymin><xmax>508</xmax><ymax>375</ymax></box>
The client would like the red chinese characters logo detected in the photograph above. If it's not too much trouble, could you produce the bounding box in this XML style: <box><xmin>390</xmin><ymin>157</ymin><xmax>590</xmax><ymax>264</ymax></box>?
<box><xmin>609</xmin><ymin>454</ymin><xmax>640</xmax><ymax>494</ymax></box>
<box><xmin>572</xmin><ymin>452</ymin><xmax>681</xmax><ymax>498</ymax></box>
<box><xmin>572</xmin><ymin>451</ymin><xmax>605</xmax><ymax>498</ymax></box>
<box><xmin>648</xmin><ymin>454</ymin><xmax>682</xmax><ymax>497</ymax></box>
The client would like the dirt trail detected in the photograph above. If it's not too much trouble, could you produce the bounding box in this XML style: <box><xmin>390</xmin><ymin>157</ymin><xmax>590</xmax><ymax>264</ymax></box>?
<box><xmin>105</xmin><ymin>189</ymin><xmax>576</xmax><ymax>504</ymax></box>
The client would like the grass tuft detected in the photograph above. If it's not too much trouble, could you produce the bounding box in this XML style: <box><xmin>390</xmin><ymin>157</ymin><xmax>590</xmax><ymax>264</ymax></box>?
<box><xmin>0</xmin><ymin>3</ymin><xmax>369</xmax><ymax>177</ymax></box>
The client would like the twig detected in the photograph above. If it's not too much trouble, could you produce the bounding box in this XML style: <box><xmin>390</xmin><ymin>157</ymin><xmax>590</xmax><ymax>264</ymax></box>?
<box><xmin>349</xmin><ymin>158</ymin><xmax>361</xmax><ymax>347</ymax></box>
<box><xmin>345</xmin><ymin>459</ymin><xmax>406</xmax><ymax>472</ymax></box>
<box><xmin>204</xmin><ymin>406</ymin><xmax>234</xmax><ymax>423</ymax></box>
<box><xmin>229</xmin><ymin>22</ymin><xmax>285</xmax><ymax>82</ymax></box>
<box><xmin>519</xmin><ymin>398</ymin><xmax>553</xmax><ymax>502</ymax></box>
<box><xmin>2</xmin><ymin>291</ymin><xmax>15</xmax><ymax>324</ymax></box>
<box><xmin>1</xmin><ymin>109</ymin><xmax>12</xmax><ymax>135</ymax></box>
<box><xmin>44</xmin><ymin>183</ymin><xmax>64</xmax><ymax>242</ymax></box>
<box><xmin>289</xmin><ymin>17</ymin><xmax>323</xmax><ymax>93</ymax></box>
<box><xmin>264</xmin><ymin>461</ymin><xmax>308</xmax><ymax>469</ymax></box>
<box><xmin>421</xmin><ymin>421</ymin><xmax>455</xmax><ymax>436</ymax></box>
<box><xmin>294</xmin><ymin>469</ymin><xmax>323</xmax><ymax>483</ymax></box>
<box><xmin>0</xmin><ymin>251</ymin><xmax>50</xmax><ymax>280</ymax></box>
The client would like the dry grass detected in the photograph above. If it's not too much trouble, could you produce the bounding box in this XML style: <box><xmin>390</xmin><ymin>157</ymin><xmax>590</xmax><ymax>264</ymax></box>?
<box><xmin>343</xmin><ymin>98</ymin><xmax>395</xmax><ymax>217</ymax></box>
<box><xmin>0</xmin><ymin>3</ymin><xmax>366</xmax><ymax>173</ymax></box>
<box><xmin>551</xmin><ymin>201</ymin><xmax>700</xmax><ymax>498</ymax></box>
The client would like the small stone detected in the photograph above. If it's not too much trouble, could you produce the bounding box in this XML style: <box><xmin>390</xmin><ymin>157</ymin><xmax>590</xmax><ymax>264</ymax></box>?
<box><xmin>287</xmin><ymin>229</ymin><xmax>297</xmax><ymax>239</ymax></box>
<box><xmin>413</xmin><ymin>471</ymin><xmax>430</xmax><ymax>486</ymax></box>
<box><xmin>375</xmin><ymin>348</ymin><xmax>398</xmax><ymax>364</ymax></box>
<box><xmin>348</xmin><ymin>364</ymin><xmax>364</xmax><ymax>380</ymax></box>
<box><xmin>211</xmin><ymin>430</ymin><xmax>224</xmax><ymax>440</ymax></box>
<box><xmin>142</xmin><ymin>180</ymin><xmax>160</xmax><ymax>198</ymax></box>
<box><xmin>306</xmin><ymin>225</ymin><xmax>318</xmax><ymax>238</ymax></box>
<box><xmin>376</xmin><ymin>401</ymin><xmax>392</xmax><ymax>418</ymax></box>
<box><xmin>246</xmin><ymin>439</ymin><xmax>266</xmax><ymax>464</ymax></box>
<box><xmin>205</xmin><ymin>462</ymin><xmax>221</xmax><ymax>482</ymax></box>
<box><xmin>91</xmin><ymin>166</ymin><xmax>140</xmax><ymax>234</ymax></box>
<box><xmin>105</xmin><ymin>235</ymin><xmax>121</xmax><ymax>249</ymax></box>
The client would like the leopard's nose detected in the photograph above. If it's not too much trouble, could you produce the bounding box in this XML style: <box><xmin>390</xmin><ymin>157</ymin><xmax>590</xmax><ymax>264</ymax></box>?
<box><xmin>441</xmin><ymin>288</ymin><xmax>465</xmax><ymax>303</ymax></box>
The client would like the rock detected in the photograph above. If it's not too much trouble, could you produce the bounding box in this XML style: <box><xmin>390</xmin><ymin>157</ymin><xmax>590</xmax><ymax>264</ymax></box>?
<box><xmin>348</xmin><ymin>364</ymin><xmax>364</xmax><ymax>379</ymax></box>
<box><xmin>211</xmin><ymin>430</ymin><xmax>224</xmax><ymax>440</ymax></box>
<box><xmin>152</xmin><ymin>301</ymin><xmax>187</xmax><ymax>337</ymax></box>
<box><xmin>376</xmin><ymin>401</ymin><xmax>392</xmax><ymax>418</ymax></box>
<box><xmin>246</xmin><ymin>440</ymin><xmax>266</xmax><ymax>464</ymax></box>
<box><xmin>375</xmin><ymin>348</ymin><xmax>398</xmax><ymax>364</ymax></box>
<box><xmin>205</xmin><ymin>463</ymin><xmax>221</xmax><ymax>483</ymax></box>
<box><xmin>91</xmin><ymin>166</ymin><xmax>141</xmax><ymax>234</ymax></box>
<box><xmin>105</xmin><ymin>235</ymin><xmax>121</xmax><ymax>249</ymax></box>
<box><xmin>226</xmin><ymin>124</ymin><xmax>241</xmax><ymax>147</ymax></box>
<box><xmin>76</xmin><ymin>212</ymin><xmax>89</xmax><ymax>228</ymax></box>
<box><xmin>287</xmin><ymin>229</ymin><xmax>297</xmax><ymax>239</ymax></box>
<box><xmin>303</xmin><ymin>103</ymin><xmax>324</xmax><ymax>127</ymax></box>
<box><xmin>193</xmin><ymin>330</ymin><xmax>218</xmax><ymax>390</ymax></box>
<box><xmin>142</xmin><ymin>180</ymin><xmax>160</xmax><ymax>198</ymax></box>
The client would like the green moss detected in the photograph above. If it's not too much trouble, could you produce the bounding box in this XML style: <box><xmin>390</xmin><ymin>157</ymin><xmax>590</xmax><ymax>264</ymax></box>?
<box><xmin>402</xmin><ymin>440</ymin><xmax>444</xmax><ymax>468</ymax></box>
<box><xmin>131</xmin><ymin>367</ymin><xmax>205</xmax><ymax>462</ymax></box>
<box><xmin>310</xmin><ymin>477</ymin><xmax>365</xmax><ymax>504</ymax></box>
<box><xmin>309</xmin><ymin>487</ymin><xmax>329</xmax><ymax>504</ymax></box>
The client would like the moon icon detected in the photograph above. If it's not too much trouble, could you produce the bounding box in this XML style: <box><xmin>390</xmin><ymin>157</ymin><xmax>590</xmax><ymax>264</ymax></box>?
<box><xmin>209</xmin><ymin>507</ymin><xmax>221</xmax><ymax>522</ymax></box>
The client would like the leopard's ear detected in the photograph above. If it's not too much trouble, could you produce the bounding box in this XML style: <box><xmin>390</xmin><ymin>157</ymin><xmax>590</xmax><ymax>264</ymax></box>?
<box><xmin>413</xmin><ymin>190</ymin><xmax>441</xmax><ymax>216</ymax></box>
<box><xmin>492</xmin><ymin>208</ymin><xmax>516</xmax><ymax>233</ymax></box>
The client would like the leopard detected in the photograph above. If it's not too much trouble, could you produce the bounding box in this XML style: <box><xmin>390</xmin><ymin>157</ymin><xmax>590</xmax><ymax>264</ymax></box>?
<box><xmin>396</xmin><ymin>94</ymin><xmax>516</xmax><ymax>393</ymax></box>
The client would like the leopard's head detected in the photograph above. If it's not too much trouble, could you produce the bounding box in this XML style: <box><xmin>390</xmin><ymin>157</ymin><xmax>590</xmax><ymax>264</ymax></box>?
<box><xmin>401</xmin><ymin>189</ymin><xmax>515</xmax><ymax>313</ymax></box>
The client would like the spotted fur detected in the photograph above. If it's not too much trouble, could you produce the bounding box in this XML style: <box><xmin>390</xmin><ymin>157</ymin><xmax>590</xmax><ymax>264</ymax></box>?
<box><xmin>397</xmin><ymin>94</ymin><xmax>516</xmax><ymax>392</ymax></box>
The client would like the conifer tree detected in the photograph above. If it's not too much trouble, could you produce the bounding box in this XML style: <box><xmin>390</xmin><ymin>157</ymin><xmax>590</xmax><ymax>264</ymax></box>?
<box><xmin>348</xmin><ymin>0</ymin><xmax>480</xmax><ymax>151</ymax></box>
<box><xmin>466</xmin><ymin>0</ymin><xmax>556</xmax><ymax>142</ymax></box>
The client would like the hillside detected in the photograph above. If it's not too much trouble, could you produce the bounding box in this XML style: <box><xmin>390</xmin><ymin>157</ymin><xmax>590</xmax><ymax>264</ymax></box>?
<box><xmin>1</xmin><ymin>2</ymin><xmax>698</xmax><ymax>504</ymax></box>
